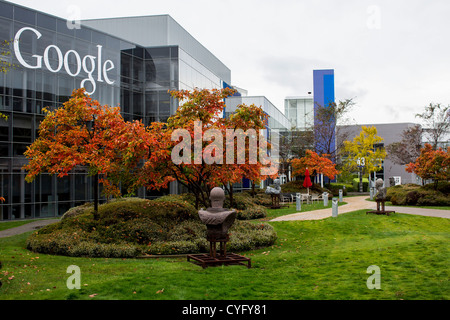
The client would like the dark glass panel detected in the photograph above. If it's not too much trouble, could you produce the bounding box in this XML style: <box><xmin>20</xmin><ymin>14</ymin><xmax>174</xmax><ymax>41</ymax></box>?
<box><xmin>36</xmin><ymin>13</ymin><xmax>56</xmax><ymax>31</ymax></box>
<box><xmin>74</xmin><ymin>174</ymin><xmax>86</xmax><ymax>201</ymax></box>
<box><xmin>57</xmin><ymin>175</ymin><xmax>70</xmax><ymax>201</ymax></box>
<box><xmin>146</xmin><ymin>47</ymin><xmax>170</xmax><ymax>59</ymax></box>
<box><xmin>91</xmin><ymin>31</ymin><xmax>107</xmax><ymax>47</ymax></box>
<box><xmin>121</xmin><ymin>53</ymin><xmax>132</xmax><ymax>78</ymax></box>
<box><xmin>133</xmin><ymin>92</ymin><xmax>143</xmax><ymax>117</ymax></box>
<box><xmin>12</xmin><ymin>143</ymin><xmax>28</xmax><ymax>156</ymax></box>
<box><xmin>56</xmin><ymin>19</ymin><xmax>75</xmax><ymax>37</ymax></box>
<box><xmin>14</xmin><ymin>6</ymin><xmax>36</xmax><ymax>25</ymax></box>
<box><xmin>170</xmin><ymin>46</ymin><xmax>179</xmax><ymax>59</ymax></box>
<box><xmin>121</xmin><ymin>88</ymin><xmax>131</xmax><ymax>114</ymax></box>
<box><xmin>58</xmin><ymin>202</ymin><xmax>70</xmax><ymax>216</ymax></box>
<box><xmin>75</xmin><ymin>26</ymin><xmax>91</xmax><ymax>42</ymax></box>
<box><xmin>24</xmin><ymin>204</ymin><xmax>32</xmax><ymax>219</ymax></box>
<box><xmin>0</xmin><ymin>2</ymin><xmax>13</xmax><ymax>19</ymax></box>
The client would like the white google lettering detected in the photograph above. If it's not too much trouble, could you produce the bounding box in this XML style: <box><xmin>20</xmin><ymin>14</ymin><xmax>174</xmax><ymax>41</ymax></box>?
<box><xmin>13</xmin><ymin>27</ymin><xmax>115</xmax><ymax>95</ymax></box>
<box><xmin>44</xmin><ymin>45</ymin><xmax>63</xmax><ymax>72</ymax></box>
<box><xmin>64</xmin><ymin>50</ymin><xmax>81</xmax><ymax>77</ymax></box>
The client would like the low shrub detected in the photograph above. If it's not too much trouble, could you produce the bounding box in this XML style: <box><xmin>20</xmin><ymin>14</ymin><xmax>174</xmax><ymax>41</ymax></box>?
<box><xmin>386</xmin><ymin>183</ymin><xmax>450</xmax><ymax>206</ymax></box>
<box><xmin>325</xmin><ymin>183</ymin><xmax>355</xmax><ymax>196</ymax></box>
<box><xmin>26</xmin><ymin>196</ymin><xmax>276</xmax><ymax>258</ymax></box>
<box><xmin>61</xmin><ymin>202</ymin><xmax>93</xmax><ymax>220</ymax></box>
<box><xmin>405</xmin><ymin>190</ymin><xmax>420</xmax><ymax>205</ymax></box>
<box><xmin>352</xmin><ymin>178</ymin><xmax>369</xmax><ymax>192</ymax></box>
<box><xmin>237</xmin><ymin>205</ymin><xmax>267</xmax><ymax>220</ymax></box>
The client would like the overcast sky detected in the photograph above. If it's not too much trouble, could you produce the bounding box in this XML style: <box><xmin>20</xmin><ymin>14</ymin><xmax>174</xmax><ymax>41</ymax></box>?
<box><xmin>7</xmin><ymin>0</ymin><xmax>450</xmax><ymax>125</ymax></box>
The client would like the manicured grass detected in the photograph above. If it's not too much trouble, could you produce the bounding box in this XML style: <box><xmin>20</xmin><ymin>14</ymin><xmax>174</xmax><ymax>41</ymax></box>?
<box><xmin>262</xmin><ymin>201</ymin><xmax>347</xmax><ymax>220</ymax></box>
<box><xmin>0</xmin><ymin>220</ymin><xmax>39</xmax><ymax>232</ymax></box>
<box><xmin>1</xmin><ymin>210</ymin><xmax>448</xmax><ymax>300</ymax></box>
<box><xmin>366</xmin><ymin>199</ymin><xmax>450</xmax><ymax>210</ymax></box>
<box><xmin>0</xmin><ymin>218</ymin><xmax>60</xmax><ymax>232</ymax></box>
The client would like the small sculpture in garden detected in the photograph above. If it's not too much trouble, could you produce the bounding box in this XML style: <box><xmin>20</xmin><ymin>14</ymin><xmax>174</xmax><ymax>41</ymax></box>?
<box><xmin>187</xmin><ymin>187</ymin><xmax>251</xmax><ymax>268</ymax></box>
<box><xmin>375</xmin><ymin>178</ymin><xmax>387</xmax><ymax>201</ymax></box>
<box><xmin>265</xmin><ymin>178</ymin><xmax>281</xmax><ymax>208</ymax></box>
<box><xmin>367</xmin><ymin>178</ymin><xmax>395</xmax><ymax>216</ymax></box>
<box><xmin>389</xmin><ymin>177</ymin><xmax>396</xmax><ymax>187</ymax></box>
<box><xmin>198</xmin><ymin>187</ymin><xmax>236</xmax><ymax>240</ymax></box>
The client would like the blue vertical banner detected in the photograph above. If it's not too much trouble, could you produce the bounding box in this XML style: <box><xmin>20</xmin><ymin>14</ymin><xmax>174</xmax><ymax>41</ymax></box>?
<box><xmin>313</xmin><ymin>69</ymin><xmax>335</xmax><ymax>156</ymax></box>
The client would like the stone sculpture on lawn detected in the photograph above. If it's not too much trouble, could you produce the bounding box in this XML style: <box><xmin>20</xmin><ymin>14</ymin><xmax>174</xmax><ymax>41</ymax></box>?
<box><xmin>265</xmin><ymin>178</ymin><xmax>281</xmax><ymax>209</ymax></box>
<box><xmin>187</xmin><ymin>187</ymin><xmax>251</xmax><ymax>268</ymax></box>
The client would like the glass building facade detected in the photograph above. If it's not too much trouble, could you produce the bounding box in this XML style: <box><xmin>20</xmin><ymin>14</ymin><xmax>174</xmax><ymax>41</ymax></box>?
<box><xmin>0</xmin><ymin>0</ymin><xmax>230</xmax><ymax>220</ymax></box>
<box><xmin>284</xmin><ymin>96</ymin><xmax>314</xmax><ymax>130</ymax></box>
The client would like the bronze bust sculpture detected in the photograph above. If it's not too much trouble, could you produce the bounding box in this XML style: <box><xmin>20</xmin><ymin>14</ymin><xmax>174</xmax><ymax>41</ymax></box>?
<box><xmin>186</xmin><ymin>187</ymin><xmax>251</xmax><ymax>268</ymax></box>
<box><xmin>198</xmin><ymin>187</ymin><xmax>236</xmax><ymax>240</ymax></box>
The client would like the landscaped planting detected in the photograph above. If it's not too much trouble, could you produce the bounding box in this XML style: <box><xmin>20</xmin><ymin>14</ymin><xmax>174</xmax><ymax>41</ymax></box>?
<box><xmin>386</xmin><ymin>182</ymin><xmax>450</xmax><ymax>206</ymax></box>
<box><xmin>25</xmin><ymin>197</ymin><xmax>277</xmax><ymax>258</ymax></box>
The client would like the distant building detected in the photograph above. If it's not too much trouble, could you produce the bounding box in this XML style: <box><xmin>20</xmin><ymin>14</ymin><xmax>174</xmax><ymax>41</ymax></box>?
<box><xmin>313</xmin><ymin>69</ymin><xmax>335</xmax><ymax>156</ymax></box>
<box><xmin>337</xmin><ymin>123</ymin><xmax>421</xmax><ymax>185</ymax></box>
<box><xmin>284</xmin><ymin>96</ymin><xmax>314</xmax><ymax>130</ymax></box>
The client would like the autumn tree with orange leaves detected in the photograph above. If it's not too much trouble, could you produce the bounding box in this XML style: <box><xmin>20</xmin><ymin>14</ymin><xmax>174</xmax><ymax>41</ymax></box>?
<box><xmin>139</xmin><ymin>88</ymin><xmax>277</xmax><ymax>209</ymax></box>
<box><xmin>23</xmin><ymin>89</ymin><xmax>151</xmax><ymax>219</ymax></box>
<box><xmin>405</xmin><ymin>143</ymin><xmax>450</xmax><ymax>189</ymax></box>
<box><xmin>291</xmin><ymin>150</ymin><xmax>339</xmax><ymax>183</ymax></box>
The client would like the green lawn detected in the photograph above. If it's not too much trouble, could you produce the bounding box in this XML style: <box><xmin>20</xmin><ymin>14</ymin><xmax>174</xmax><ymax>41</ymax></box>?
<box><xmin>0</xmin><ymin>220</ymin><xmax>39</xmax><ymax>232</ymax></box>
<box><xmin>262</xmin><ymin>201</ymin><xmax>347</xmax><ymax>220</ymax></box>
<box><xmin>365</xmin><ymin>199</ymin><xmax>450</xmax><ymax>210</ymax></box>
<box><xmin>1</xmin><ymin>209</ymin><xmax>448</xmax><ymax>300</ymax></box>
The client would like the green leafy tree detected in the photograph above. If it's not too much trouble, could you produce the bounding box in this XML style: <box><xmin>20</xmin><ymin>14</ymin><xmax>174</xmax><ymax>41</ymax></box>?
<box><xmin>341</xmin><ymin>126</ymin><xmax>386</xmax><ymax>191</ymax></box>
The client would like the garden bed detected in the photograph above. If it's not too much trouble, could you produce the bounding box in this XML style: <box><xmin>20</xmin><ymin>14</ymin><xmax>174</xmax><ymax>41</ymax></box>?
<box><xmin>26</xmin><ymin>197</ymin><xmax>277</xmax><ymax>258</ymax></box>
<box><xmin>386</xmin><ymin>182</ymin><xmax>450</xmax><ymax>206</ymax></box>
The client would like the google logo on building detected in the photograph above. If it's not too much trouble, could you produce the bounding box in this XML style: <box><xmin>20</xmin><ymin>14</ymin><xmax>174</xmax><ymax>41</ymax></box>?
<box><xmin>13</xmin><ymin>27</ymin><xmax>116</xmax><ymax>95</ymax></box>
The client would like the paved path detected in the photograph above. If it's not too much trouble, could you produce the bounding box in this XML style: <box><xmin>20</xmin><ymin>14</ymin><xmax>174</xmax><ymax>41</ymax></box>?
<box><xmin>0</xmin><ymin>219</ymin><xmax>60</xmax><ymax>238</ymax></box>
<box><xmin>271</xmin><ymin>196</ymin><xmax>450</xmax><ymax>221</ymax></box>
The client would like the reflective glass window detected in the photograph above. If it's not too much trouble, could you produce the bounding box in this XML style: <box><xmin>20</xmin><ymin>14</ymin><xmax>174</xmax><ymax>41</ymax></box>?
<box><xmin>0</xmin><ymin>2</ymin><xmax>13</xmax><ymax>19</ymax></box>
<box><xmin>37</xmin><ymin>13</ymin><xmax>56</xmax><ymax>31</ymax></box>
<box><xmin>14</xmin><ymin>6</ymin><xmax>36</xmax><ymax>25</ymax></box>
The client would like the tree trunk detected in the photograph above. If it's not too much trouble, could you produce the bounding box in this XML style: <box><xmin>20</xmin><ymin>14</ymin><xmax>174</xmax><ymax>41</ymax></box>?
<box><xmin>93</xmin><ymin>173</ymin><xmax>99</xmax><ymax>220</ymax></box>
<box><xmin>251</xmin><ymin>181</ymin><xmax>255</xmax><ymax>198</ymax></box>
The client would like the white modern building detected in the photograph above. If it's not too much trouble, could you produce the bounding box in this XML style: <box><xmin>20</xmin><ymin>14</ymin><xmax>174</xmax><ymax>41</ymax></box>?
<box><xmin>284</xmin><ymin>96</ymin><xmax>314</xmax><ymax>130</ymax></box>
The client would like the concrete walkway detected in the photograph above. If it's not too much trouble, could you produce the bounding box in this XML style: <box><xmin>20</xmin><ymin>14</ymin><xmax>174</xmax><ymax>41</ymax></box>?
<box><xmin>0</xmin><ymin>219</ymin><xmax>60</xmax><ymax>238</ymax></box>
<box><xmin>271</xmin><ymin>196</ymin><xmax>450</xmax><ymax>221</ymax></box>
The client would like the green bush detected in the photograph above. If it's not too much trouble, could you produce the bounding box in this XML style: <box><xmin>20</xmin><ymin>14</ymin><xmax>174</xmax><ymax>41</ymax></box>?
<box><xmin>26</xmin><ymin>196</ymin><xmax>276</xmax><ymax>258</ymax></box>
<box><xmin>325</xmin><ymin>183</ymin><xmax>355</xmax><ymax>196</ymax></box>
<box><xmin>237</xmin><ymin>205</ymin><xmax>267</xmax><ymax>220</ymax></box>
<box><xmin>386</xmin><ymin>182</ymin><xmax>450</xmax><ymax>206</ymax></box>
<box><xmin>61</xmin><ymin>202</ymin><xmax>93</xmax><ymax>220</ymax></box>
<box><xmin>352</xmin><ymin>178</ymin><xmax>369</xmax><ymax>192</ymax></box>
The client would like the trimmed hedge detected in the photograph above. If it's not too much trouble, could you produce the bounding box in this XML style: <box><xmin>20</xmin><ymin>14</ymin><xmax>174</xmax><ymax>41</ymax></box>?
<box><xmin>27</xmin><ymin>196</ymin><xmax>277</xmax><ymax>258</ymax></box>
<box><xmin>324</xmin><ymin>183</ymin><xmax>355</xmax><ymax>196</ymax></box>
<box><xmin>386</xmin><ymin>182</ymin><xmax>450</xmax><ymax>206</ymax></box>
<box><xmin>352</xmin><ymin>178</ymin><xmax>369</xmax><ymax>192</ymax></box>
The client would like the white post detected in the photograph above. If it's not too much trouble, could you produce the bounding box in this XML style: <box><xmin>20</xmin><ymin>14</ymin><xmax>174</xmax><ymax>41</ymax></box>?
<box><xmin>332</xmin><ymin>198</ymin><xmax>338</xmax><ymax>217</ymax></box>
<box><xmin>296</xmin><ymin>193</ymin><xmax>301</xmax><ymax>211</ymax></box>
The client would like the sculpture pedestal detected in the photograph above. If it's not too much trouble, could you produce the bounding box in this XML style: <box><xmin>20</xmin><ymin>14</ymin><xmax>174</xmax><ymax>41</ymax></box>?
<box><xmin>367</xmin><ymin>199</ymin><xmax>395</xmax><ymax>216</ymax></box>
<box><xmin>270</xmin><ymin>194</ymin><xmax>281</xmax><ymax>209</ymax></box>
<box><xmin>187</xmin><ymin>235</ymin><xmax>251</xmax><ymax>269</ymax></box>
